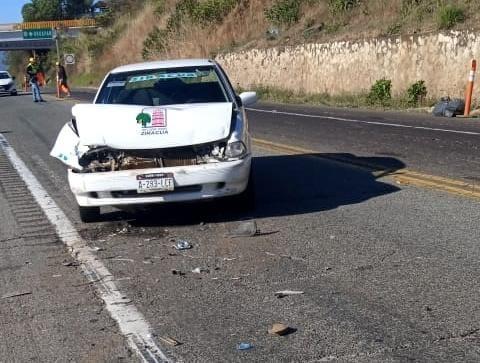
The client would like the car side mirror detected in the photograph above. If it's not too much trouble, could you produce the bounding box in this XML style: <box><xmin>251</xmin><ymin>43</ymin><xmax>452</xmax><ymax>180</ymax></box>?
<box><xmin>12</xmin><ymin>76</ymin><xmax>15</xmax><ymax>80</ymax></box>
<box><xmin>235</xmin><ymin>94</ymin><xmax>243</xmax><ymax>106</ymax></box>
<box><xmin>239</xmin><ymin>91</ymin><xmax>257</xmax><ymax>107</ymax></box>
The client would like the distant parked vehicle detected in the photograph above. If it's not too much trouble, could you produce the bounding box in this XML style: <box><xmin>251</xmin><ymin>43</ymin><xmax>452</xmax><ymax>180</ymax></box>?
<box><xmin>0</xmin><ymin>71</ymin><xmax>18</xmax><ymax>96</ymax></box>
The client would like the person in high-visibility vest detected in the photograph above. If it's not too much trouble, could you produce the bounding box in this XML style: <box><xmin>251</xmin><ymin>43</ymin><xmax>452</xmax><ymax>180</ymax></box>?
<box><xmin>56</xmin><ymin>61</ymin><xmax>71</xmax><ymax>97</ymax></box>
<box><xmin>26</xmin><ymin>57</ymin><xmax>45</xmax><ymax>103</ymax></box>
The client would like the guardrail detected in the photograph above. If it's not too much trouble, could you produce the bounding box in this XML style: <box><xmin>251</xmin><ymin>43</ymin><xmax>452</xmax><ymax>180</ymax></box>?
<box><xmin>14</xmin><ymin>19</ymin><xmax>96</xmax><ymax>30</ymax></box>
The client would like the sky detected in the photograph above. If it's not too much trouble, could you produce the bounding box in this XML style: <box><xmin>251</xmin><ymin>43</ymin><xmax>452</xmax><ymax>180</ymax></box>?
<box><xmin>0</xmin><ymin>0</ymin><xmax>30</xmax><ymax>24</ymax></box>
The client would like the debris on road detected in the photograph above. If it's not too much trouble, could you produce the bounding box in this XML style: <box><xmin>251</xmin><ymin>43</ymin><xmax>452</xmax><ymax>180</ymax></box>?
<box><xmin>275</xmin><ymin>290</ymin><xmax>304</xmax><ymax>298</ymax></box>
<box><xmin>237</xmin><ymin>342</ymin><xmax>254</xmax><ymax>351</ymax></box>
<box><xmin>159</xmin><ymin>336</ymin><xmax>182</xmax><ymax>346</ymax></box>
<box><xmin>223</xmin><ymin>257</ymin><xmax>237</xmax><ymax>261</ymax></box>
<box><xmin>432</xmin><ymin>97</ymin><xmax>465</xmax><ymax>117</ymax></box>
<box><xmin>268</xmin><ymin>323</ymin><xmax>291</xmax><ymax>336</ymax></box>
<box><xmin>62</xmin><ymin>260</ymin><xmax>80</xmax><ymax>267</ymax></box>
<box><xmin>171</xmin><ymin>269</ymin><xmax>186</xmax><ymax>276</ymax></box>
<box><xmin>227</xmin><ymin>220</ymin><xmax>258</xmax><ymax>238</ymax></box>
<box><xmin>174</xmin><ymin>239</ymin><xmax>192</xmax><ymax>250</ymax></box>
<box><xmin>93</xmin><ymin>246</ymin><xmax>105</xmax><ymax>252</ymax></box>
<box><xmin>2</xmin><ymin>291</ymin><xmax>32</xmax><ymax>299</ymax></box>
<box><xmin>110</xmin><ymin>258</ymin><xmax>134</xmax><ymax>263</ymax></box>
<box><xmin>144</xmin><ymin>237</ymin><xmax>157</xmax><ymax>242</ymax></box>
<box><xmin>192</xmin><ymin>267</ymin><xmax>210</xmax><ymax>274</ymax></box>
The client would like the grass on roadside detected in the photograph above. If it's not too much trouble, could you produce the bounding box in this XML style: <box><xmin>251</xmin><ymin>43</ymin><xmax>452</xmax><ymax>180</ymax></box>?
<box><xmin>242</xmin><ymin>84</ymin><xmax>436</xmax><ymax>110</ymax></box>
<box><xmin>70</xmin><ymin>73</ymin><xmax>103</xmax><ymax>88</ymax></box>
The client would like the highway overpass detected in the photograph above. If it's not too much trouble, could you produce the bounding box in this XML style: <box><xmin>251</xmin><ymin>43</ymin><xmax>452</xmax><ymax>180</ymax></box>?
<box><xmin>0</xmin><ymin>19</ymin><xmax>95</xmax><ymax>51</ymax></box>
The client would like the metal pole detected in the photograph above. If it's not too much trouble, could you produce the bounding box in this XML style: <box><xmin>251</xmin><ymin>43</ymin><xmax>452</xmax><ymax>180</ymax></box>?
<box><xmin>55</xmin><ymin>27</ymin><xmax>60</xmax><ymax>98</ymax></box>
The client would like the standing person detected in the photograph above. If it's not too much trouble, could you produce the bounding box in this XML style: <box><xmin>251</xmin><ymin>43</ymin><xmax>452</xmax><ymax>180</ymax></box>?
<box><xmin>26</xmin><ymin>57</ymin><xmax>45</xmax><ymax>103</ymax></box>
<box><xmin>56</xmin><ymin>62</ymin><xmax>71</xmax><ymax>97</ymax></box>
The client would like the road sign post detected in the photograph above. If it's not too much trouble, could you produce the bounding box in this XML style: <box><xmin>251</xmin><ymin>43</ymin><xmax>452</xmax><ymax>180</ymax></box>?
<box><xmin>64</xmin><ymin>54</ymin><xmax>75</xmax><ymax>65</ymax></box>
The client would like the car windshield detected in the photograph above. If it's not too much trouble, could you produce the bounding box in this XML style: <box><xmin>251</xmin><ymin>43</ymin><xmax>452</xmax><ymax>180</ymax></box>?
<box><xmin>0</xmin><ymin>73</ymin><xmax>10</xmax><ymax>79</ymax></box>
<box><xmin>95</xmin><ymin>66</ymin><xmax>230</xmax><ymax>106</ymax></box>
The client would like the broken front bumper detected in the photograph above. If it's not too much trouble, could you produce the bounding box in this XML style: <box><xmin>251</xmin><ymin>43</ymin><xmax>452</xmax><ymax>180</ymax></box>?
<box><xmin>68</xmin><ymin>156</ymin><xmax>251</xmax><ymax>207</ymax></box>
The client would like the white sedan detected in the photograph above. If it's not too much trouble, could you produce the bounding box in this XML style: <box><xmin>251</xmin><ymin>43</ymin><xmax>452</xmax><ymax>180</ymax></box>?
<box><xmin>0</xmin><ymin>71</ymin><xmax>17</xmax><ymax>96</ymax></box>
<box><xmin>51</xmin><ymin>59</ymin><xmax>257</xmax><ymax>222</ymax></box>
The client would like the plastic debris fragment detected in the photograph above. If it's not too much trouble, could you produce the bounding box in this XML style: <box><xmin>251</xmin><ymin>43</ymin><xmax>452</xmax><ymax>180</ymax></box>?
<box><xmin>237</xmin><ymin>342</ymin><xmax>254</xmax><ymax>351</ymax></box>
<box><xmin>174</xmin><ymin>240</ymin><xmax>192</xmax><ymax>250</ymax></box>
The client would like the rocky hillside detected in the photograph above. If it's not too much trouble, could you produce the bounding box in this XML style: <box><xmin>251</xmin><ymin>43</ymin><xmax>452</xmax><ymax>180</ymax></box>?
<box><xmin>70</xmin><ymin>0</ymin><xmax>478</xmax><ymax>83</ymax></box>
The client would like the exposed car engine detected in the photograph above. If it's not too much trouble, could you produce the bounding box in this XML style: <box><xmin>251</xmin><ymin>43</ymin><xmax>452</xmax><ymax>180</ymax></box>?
<box><xmin>77</xmin><ymin>143</ymin><xmax>227</xmax><ymax>173</ymax></box>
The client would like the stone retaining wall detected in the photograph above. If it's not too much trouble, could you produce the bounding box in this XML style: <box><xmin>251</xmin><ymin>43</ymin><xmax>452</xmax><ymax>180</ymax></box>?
<box><xmin>217</xmin><ymin>31</ymin><xmax>480</xmax><ymax>100</ymax></box>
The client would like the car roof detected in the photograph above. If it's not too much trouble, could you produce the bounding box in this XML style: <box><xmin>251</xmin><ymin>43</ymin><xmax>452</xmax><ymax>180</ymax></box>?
<box><xmin>110</xmin><ymin>59</ymin><xmax>216</xmax><ymax>74</ymax></box>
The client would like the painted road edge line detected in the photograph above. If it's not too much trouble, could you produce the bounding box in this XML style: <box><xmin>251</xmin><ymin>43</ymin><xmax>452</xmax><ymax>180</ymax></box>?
<box><xmin>247</xmin><ymin>108</ymin><xmax>480</xmax><ymax>136</ymax></box>
<box><xmin>253</xmin><ymin>137</ymin><xmax>480</xmax><ymax>200</ymax></box>
<box><xmin>0</xmin><ymin>133</ymin><xmax>170</xmax><ymax>363</ymax></box>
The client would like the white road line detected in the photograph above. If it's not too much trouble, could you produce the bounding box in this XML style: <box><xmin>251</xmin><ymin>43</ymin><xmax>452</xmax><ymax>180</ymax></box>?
<box><xmin>0</xmin><ymin>134</ymin><xmax>170</xmax><ymax>363</ymax></box>
<box><xmin>247</xmin><ymin>108</ymin><xmax>480</xmax><ymax>136</ymax></box>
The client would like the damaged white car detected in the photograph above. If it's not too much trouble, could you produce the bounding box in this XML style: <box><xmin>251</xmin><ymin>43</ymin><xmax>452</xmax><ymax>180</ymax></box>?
<box><xmin>51</xmin><ymin>59</ymin><xmax>257</xmax><ymax>222</ymax></box>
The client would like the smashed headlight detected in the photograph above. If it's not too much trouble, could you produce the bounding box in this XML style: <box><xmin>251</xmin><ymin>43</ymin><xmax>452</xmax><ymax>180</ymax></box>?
<box><xmin>225</xmin><ymin>141</ymin><xmax>247</xmax><ymax>159</ymax></box>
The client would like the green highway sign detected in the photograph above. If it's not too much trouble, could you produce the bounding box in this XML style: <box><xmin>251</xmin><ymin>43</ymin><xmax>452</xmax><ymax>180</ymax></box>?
<box><xmin>22</xmin><ymin>28</ymin><xmax>53</xmax><ymax>40</ymax></box>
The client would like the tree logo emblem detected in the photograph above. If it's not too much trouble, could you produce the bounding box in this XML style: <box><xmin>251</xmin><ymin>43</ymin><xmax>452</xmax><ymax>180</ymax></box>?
<box><xmin>136</xmin><ymin>112</ymin><xmax>151</xmax><ymax>128</ymax></box>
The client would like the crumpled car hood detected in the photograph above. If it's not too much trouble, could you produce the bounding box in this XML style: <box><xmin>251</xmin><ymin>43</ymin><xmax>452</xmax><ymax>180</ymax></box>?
<box><xmin>72</xmin><ymin>103</ymin><xmax>233</xmax><ymax>149</ymax></box>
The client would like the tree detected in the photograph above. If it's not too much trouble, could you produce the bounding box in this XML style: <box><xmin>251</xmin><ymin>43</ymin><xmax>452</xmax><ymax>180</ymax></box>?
<box><xmin>22</xmin><ymin>0</ymin><xmax>63</xmax><ymax>22</ymax></box>
<box><xmin>22</xmin><ymin>0</ymin><xmax>97</xmax><ymax>22</ymax></box>
<box><xmin>63</xmin><ymin>0</ymin><xmax>96</xmax><ymax>18</ymax></box>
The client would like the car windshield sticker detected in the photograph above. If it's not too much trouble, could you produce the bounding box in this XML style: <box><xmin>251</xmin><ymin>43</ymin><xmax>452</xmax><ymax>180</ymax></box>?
<box><xmin>136</xmin><ymin>108</ymin><xmax>168</xmax><ymax>136</ymax></box>
<box><xmin>106</xmin><ymin>81</ymin><xmax>126</xmax><ymax>87</ymax></box>
<box><xmin>128</xmin><ymin>72</ymin><xmax>198</xmax><ymax>83</ymax></box>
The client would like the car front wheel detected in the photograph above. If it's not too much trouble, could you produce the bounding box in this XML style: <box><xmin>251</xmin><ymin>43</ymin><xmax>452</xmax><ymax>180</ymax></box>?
<box><xmin>79</xmin><ymin>206</ymin><xmax>100</xmax><ymax>223</ymax></box>
<box><xmin>10</xmin><ymin>91</ymin><xmax>17</xmax><ymax>96</ymax></box>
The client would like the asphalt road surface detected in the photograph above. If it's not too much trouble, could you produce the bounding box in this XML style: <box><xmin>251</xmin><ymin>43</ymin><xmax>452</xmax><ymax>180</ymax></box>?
<box><xmin>0</xmin><ymin>91</ymin><xmax>479</xmax><ymax>362</ymax></box>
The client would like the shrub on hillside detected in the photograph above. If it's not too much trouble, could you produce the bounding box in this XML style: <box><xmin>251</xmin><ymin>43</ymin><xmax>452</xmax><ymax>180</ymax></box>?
<box><xmin>166</xmin><ymin>0</ymin><xmax>238</xmax><ymax>30</ymax></box>
<box><xmin>367</xmin><ymin>78</ymin><xmax>392</xmax><ymax>105</ymax></box>
<box><xmin>192</xmin><ymin>0</ymin><xmax>238</xmax><ymax>26</ymax></box>
<box><xmin>142</xmin><ymin>27</ymin><xmax>169</xmax><ymax>60</ymax></box>
<box><xmin>437</xmin><ymin>4</ymin><xmax>465</xmax><ymax>29</ymax></box>
<box><xmin>407</xmin><ymin>80</ymin><xmax>427</xmax><ymax>105</ymax></box>
<box><xmin>328</xmin><ymin>0</ymin><xmax>360</xmax><ymax>15</ymax></box>
<box><xmin>265</xmin><ymin>0</ymin><xmax>302</xmax><ymax>26</ymax></box>
<box><xmin>166</xmin><ymin>0</ymin><xmax>198</xmax><ymax>32</ymax></box>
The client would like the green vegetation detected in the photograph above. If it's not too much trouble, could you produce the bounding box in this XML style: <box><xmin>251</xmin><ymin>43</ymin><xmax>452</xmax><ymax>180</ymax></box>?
<box><xmin>240</xmin><ymin>84</ymin><xmax>434</xmax><ymax>110</ymax></box>
<box><xmin>328</xmin><ymin>0</ymin><xmax>360</xmax><ymax>15</ymax></box>
<box><xmin>407</xmin><ymin>80</ymin><xmax>427</xmax><ymax>106</ymax></box>
<box><xmin>142</xmin><ymin>27</ymin><xmax>169</xmax><ymax>60</ymax></box>
<box><xmin>69</xmin><ymin>72</ymin><xmax>103</xmax><ymax>87</ymax></box>
<box><xmin>247</xmin><ymin>85</ymin><xmax>369</xmax><ymax>108</ymax></box>
<box><xmin>21</xmin><ymin>0</ymin><xmax>100</xmax><ymax>22</ymax></box>
<box><xmin>191</xmin><ymin>0</ymin><xmax>238</xmax><ymax>26</ymax></box>
<box><xmin>265</xmin><ymin>0</ymin><xmax>302</xmax><ymax>26</ymax></box>
<box><xmin>367</xmin><ymin>79</ymin><xmax>392</xmax><ymax>106</ymax></box>
<box><xmin>165</xmin><ymin>0</ymin><xmax>238</xmax><ymax>31</ymax></box>
<box><xmin>437</xmin><ymin>4</ymin><xmax>465</xmax><ymax>29</ymax></box>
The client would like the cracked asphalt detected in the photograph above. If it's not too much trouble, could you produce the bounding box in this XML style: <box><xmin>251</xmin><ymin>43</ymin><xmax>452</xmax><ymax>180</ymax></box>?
<box><xmin>0</xmin><ymin>92</ymin><xmax>479</xmax><ymax>362</ymax></box>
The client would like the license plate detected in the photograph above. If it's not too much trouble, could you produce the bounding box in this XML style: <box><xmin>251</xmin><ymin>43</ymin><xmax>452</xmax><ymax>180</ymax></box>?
<box><xmin>136</xmin><ymin>173</ymin><xmax>174</xmax><ymax>193</ymax></box>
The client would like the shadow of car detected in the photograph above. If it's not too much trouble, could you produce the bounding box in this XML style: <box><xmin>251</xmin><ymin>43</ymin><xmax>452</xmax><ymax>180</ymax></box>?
<box><xmin>96</xmin><ymin>153</ymin><xmax>405</xmax><ymax>226</ymax></box>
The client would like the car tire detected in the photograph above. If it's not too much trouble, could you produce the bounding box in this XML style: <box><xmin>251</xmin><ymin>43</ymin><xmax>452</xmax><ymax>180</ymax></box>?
<box><xmin>79</xmin><ymin>206</ymin><xmax>100</xmax><ymax>223</ymax></box>
<box><xmin>10</xmin><ymin>91</ymin><xmax>17</xmax><ymax>96</ymax></box>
